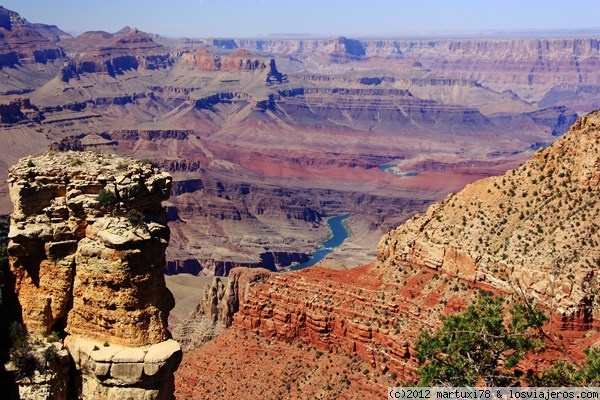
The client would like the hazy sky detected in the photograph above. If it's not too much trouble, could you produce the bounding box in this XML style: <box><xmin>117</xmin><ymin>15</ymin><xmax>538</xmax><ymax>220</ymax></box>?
<box><xmin>2</xmin><ymin>0</ymin><xmax>599</xmax><ymax>38</ymax></box>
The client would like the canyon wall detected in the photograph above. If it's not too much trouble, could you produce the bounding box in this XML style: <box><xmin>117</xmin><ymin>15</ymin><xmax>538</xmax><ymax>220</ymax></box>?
<box><xmin>0</xmin><ymin>6</ymin><xmax>65</xmax><ymax>68</ymax></box>
<box><xmin>181</xmin><ymin>48</ymin><xmax>268</xmax><ymax>72</ymax></box>
<box><xmin>229</xmin><ymin>112</ymin><xmax>600</xmax><ymax>378</ymax></box>
<box><xmin>234</xmin><ymin>37</ymin><xmax>600</xmax><ymax>81</ymax></box>
<box><xmin>378</xmin><ymin>111</ymin><xmax>600</xmax><ymax>324</ymax></box>
<box><xmin>231</xmin><ymin>37</ymin><xmax>600</xmax><ymax>106</ymax></box>
<box><xmin>5</xmin><ymin>152</ymin><xmax>181</xmax><ymax>399</ymax></box>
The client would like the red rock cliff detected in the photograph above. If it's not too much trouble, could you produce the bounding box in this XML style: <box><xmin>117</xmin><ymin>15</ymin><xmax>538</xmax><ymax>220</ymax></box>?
<box><xmin>231</xmin><ymin>111</ymin><xmax>600</xmax><ymax>378</ymax></box>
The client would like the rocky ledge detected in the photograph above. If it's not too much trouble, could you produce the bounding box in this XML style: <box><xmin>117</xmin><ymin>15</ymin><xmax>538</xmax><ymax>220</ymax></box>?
<box><xmin>173</xmin><ymin>267</ymin><xmax>272</xmax><ymax>350</ymax></box>
<box><xmin>66</xmin><ymin>336</ymin><xmax>181</xmax><ymax>399</ymax></box>
<box><xmin>5</xmin><ymin>151</ymin><xmax>181</xmax><ymax>399</ymax></box>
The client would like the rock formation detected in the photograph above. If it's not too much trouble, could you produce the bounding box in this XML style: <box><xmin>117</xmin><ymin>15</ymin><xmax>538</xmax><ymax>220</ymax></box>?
<box><xmin>0</xmin><ymin>97</ymin><xmax>41</xmax><ymax>124</ymax></box>
<box><xmin>229</xmin><ymin>38</ymin><xmax>600</xmax><ymax>85</ymax></box>
<box><xmin>173</xmin><ymin>267</ymin><xmax>272</xmax><ymax>350</ymax></box>
<box><xmin>5</xmin><ymin>151</ymin><xmax>181</xmax><ymax>399</ymax></box>
<box><xmin>74</xmin><ymin>29</ymin><xmax>172</xmax><ymax>76</ymax></box>
<box><xmin>0</xmin><ymin>6</ymin><xmax>65</xmax><ymax>68</ymax></box>
<box><xmin>378</xmin><ymin>111</ymin><xmax>600</xmax><ymax>324</ymax></box>
<box><xmin>317</xmin><ymin>36</ymin><xmax>367</xmax><ymax>63</ymax></box>
<box><xmin>182</xmin><ymin>48</ymin><xmax>266</xmax><ymax>72</ymax></box>
<box><xmin>0</xmin><ymin>6</ymin><xmax>599</xmax><ymax>396</ymax></box>
<box><xmin>180</xmin><ymin>48</ymin><xmax>286</xmax><ymax>84</ymax></box>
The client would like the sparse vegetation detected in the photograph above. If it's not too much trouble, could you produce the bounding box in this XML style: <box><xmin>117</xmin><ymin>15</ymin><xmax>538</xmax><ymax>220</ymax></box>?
<box><xmin>531</xmin><ymin>346</ymin><xmax>600</xmax><ymax>386</ymax></box>
<box><xmin>7</xmin><ymin>322</ymin><xmax>55</xmax><ymax>379</ymax></box>
<box><xmin>126</xmin><ymin>209</ymin><xmax>146</xmax><ymax>226</ymax></box>
<box><xmin>415</xmin><ymin>296</ymin><xmax>547</xmax><ymax>386</ymax></box>
<box><xmin>96</xmin><ymin>188</ymin><xmax>117</xmax><ymax>209</ymax></box>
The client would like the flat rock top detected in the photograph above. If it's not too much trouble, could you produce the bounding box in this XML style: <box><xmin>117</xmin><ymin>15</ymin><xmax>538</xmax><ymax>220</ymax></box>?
<box><xmin>8</xmin><ymin>151</ymin><xmax>168</xmax><ymax>185</ymax></box>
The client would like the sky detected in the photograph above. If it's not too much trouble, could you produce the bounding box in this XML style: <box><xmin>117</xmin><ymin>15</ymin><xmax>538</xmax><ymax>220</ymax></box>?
<box><xmin>2</xmin><ymin>0</ymin><xmax>599</xmax><ymax>38</ymax></box>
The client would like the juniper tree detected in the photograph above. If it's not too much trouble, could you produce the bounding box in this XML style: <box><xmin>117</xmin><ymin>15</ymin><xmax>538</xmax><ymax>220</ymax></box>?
<box><xmin>415</xmin><ymin>295</ymin><xmax>547</xmax><ymax>387</ymax></box>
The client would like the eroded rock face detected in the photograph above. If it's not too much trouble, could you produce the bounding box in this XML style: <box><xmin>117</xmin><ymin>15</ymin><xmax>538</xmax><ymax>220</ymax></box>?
<box><xmin>173</xmin><ymin>267</ymin><xmax>272</xmax><ymax>350</ymax></box>
<box><xmin>182</xmin><ymin>48</ymin><xmax>266</xmax><ymax>72</ymax></box>
<box><xmin>75</xmin><ymin>29</ymin><xmax>173</xmax><ymax>76</ymax></box>
<box><xmin>6</xmin><ymin>151</ymin><xmax>181</xmax><ymax>399</ymax></box>
<box><xmin>0</xmin><ymin>6</ymin><xmax>66</xmax><ymax>68</ymax></box>
<box><xmin>0</xmin><ymin>96</ymin><xmax>41</xmax><ymax>124</ymax></box>
<box><xmin>378</xmin><ymin>111</ymin><xmax>600</xmax><ymax>324</ymax></box>
<box><xmin>65</xmin><ymin>336</ymin><xmax>181</xmax><ymax>400</ymax></box>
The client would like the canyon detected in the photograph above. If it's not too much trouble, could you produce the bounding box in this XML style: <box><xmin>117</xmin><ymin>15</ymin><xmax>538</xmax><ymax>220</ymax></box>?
<box><xmin>175</xmin><ymin>110</ymin><xmax>600</xmax><ymax>399</ymax></box>
<box><xmin>0</xmin><ymin>7</ymin><xmax>596</xmax><ymax>279</ymax></box>
<box><xmin>0</xmin><ymin>5</ymin><xmax>599</xmax><ymax>398</ymax></box>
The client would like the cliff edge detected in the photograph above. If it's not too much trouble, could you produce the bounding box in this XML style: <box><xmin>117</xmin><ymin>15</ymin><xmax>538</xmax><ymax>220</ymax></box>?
<box><xmin>5</xmin><ymin>151</ymin><xmax>181</xmax><ymax>399</ymax></box>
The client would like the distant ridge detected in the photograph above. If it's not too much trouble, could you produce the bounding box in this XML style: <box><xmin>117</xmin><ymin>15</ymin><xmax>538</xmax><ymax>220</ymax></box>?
<box><xmin>221</xmin><ymin>28</ymin><xmax>600</xmax><ymax>40</ymax></box>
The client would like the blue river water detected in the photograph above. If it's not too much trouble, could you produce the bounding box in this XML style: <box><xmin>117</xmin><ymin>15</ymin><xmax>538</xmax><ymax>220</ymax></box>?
<box><xmin>289</xmin><ymin>214</ymin><xmax>349</xmax><ymax>271</ymax></box>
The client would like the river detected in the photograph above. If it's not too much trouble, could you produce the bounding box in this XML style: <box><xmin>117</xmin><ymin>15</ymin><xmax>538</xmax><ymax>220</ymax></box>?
<box><xmin>288</xmin><ymin>214</ymin><xmax>350</xmax><ymax>271</ymax></box>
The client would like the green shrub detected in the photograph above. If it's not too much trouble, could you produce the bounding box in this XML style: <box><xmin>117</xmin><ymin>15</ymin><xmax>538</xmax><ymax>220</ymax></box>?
<box><xmin>45</xmin><ymin>331</ymin><xmax>60</xmax><ymax>343</ymax></box>
<box><xmin>9</xmin><ymin>322</ymin><xmax>41</xmax><ymax>379</ymax></box>
<box><xmin>11</xmin><ymin>344</ymin><xmax>40</xmax><ymax>378</ymax></box>
<box><xmin>532</xmin><ymin>346</ymin><xmax>600</xmax><ymax>386</ymax></box>
<box><xmin>42</xmin><ymin>345</ymin><xmax>60</xmax><ymax>368</ymax></box>
<box><xmin>415</xmin><ymin>296</ymin><xmax>547</xmax><ymax>386</ymax></box>
<box><xmin>96</xmin><ymin>189</ymin><xmax>117</xmax><ymax>209</ymax></box>
<box><xmin>9</xmin><ymin>321</ymin><xmax>27</xmax><ymax>350</ymax></box>
<box><xmin>126</xmin><ymin>209</ymin><xmax>145</xmax><ymax>227</ymax></box>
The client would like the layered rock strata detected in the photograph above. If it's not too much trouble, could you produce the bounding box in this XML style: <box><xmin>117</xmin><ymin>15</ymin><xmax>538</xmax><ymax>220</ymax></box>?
<box><xmin>173</xmin><ymin>267</ymin><xmax>272</xmax><ymax>350</ymax></box>
<box><xmin>66</xmin><ymin>336</ymin><xmax>181</xmax><ymax>399</ymax></box>
<box><xmin>0</xmin><ymin>96</ymin><xmax>41</xmax><ymax>124</ymax></box>
<box><xmin>182</xmin><ymin>48</ymin><xmax>267</xmax><ymax>72</ymax></box>
<box><xmin>74</xmin><ymin>29</ymin><xmax>172</xmax><ymax>76</ymax></box>
<box><xmin>0</xmin><ymin>6</ymin><xmax>65</xmax><ymax>68</ymax></box>
<box><xmin>378</xmin><ymin>111</ymin><xmax>600</xmax><ymax>324</ymax></box>
<box><xmin>230</xmin><ymin>112</ymin><xmax>600</xmax><ymax>378</ymax></box>
<box><xmin>231</xmin><ymin>37</ymin><xmax>600</xmax><ymax>89</ymax></box>
<box><xmin>180</xmin><ymin>48</ymin><xmax>285</xmax><ymax>83</ymax></box>
<box><xmin>6</xmin><ymin>151</ymin><xmax>181</xmax><ymax>399</ymax></box>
